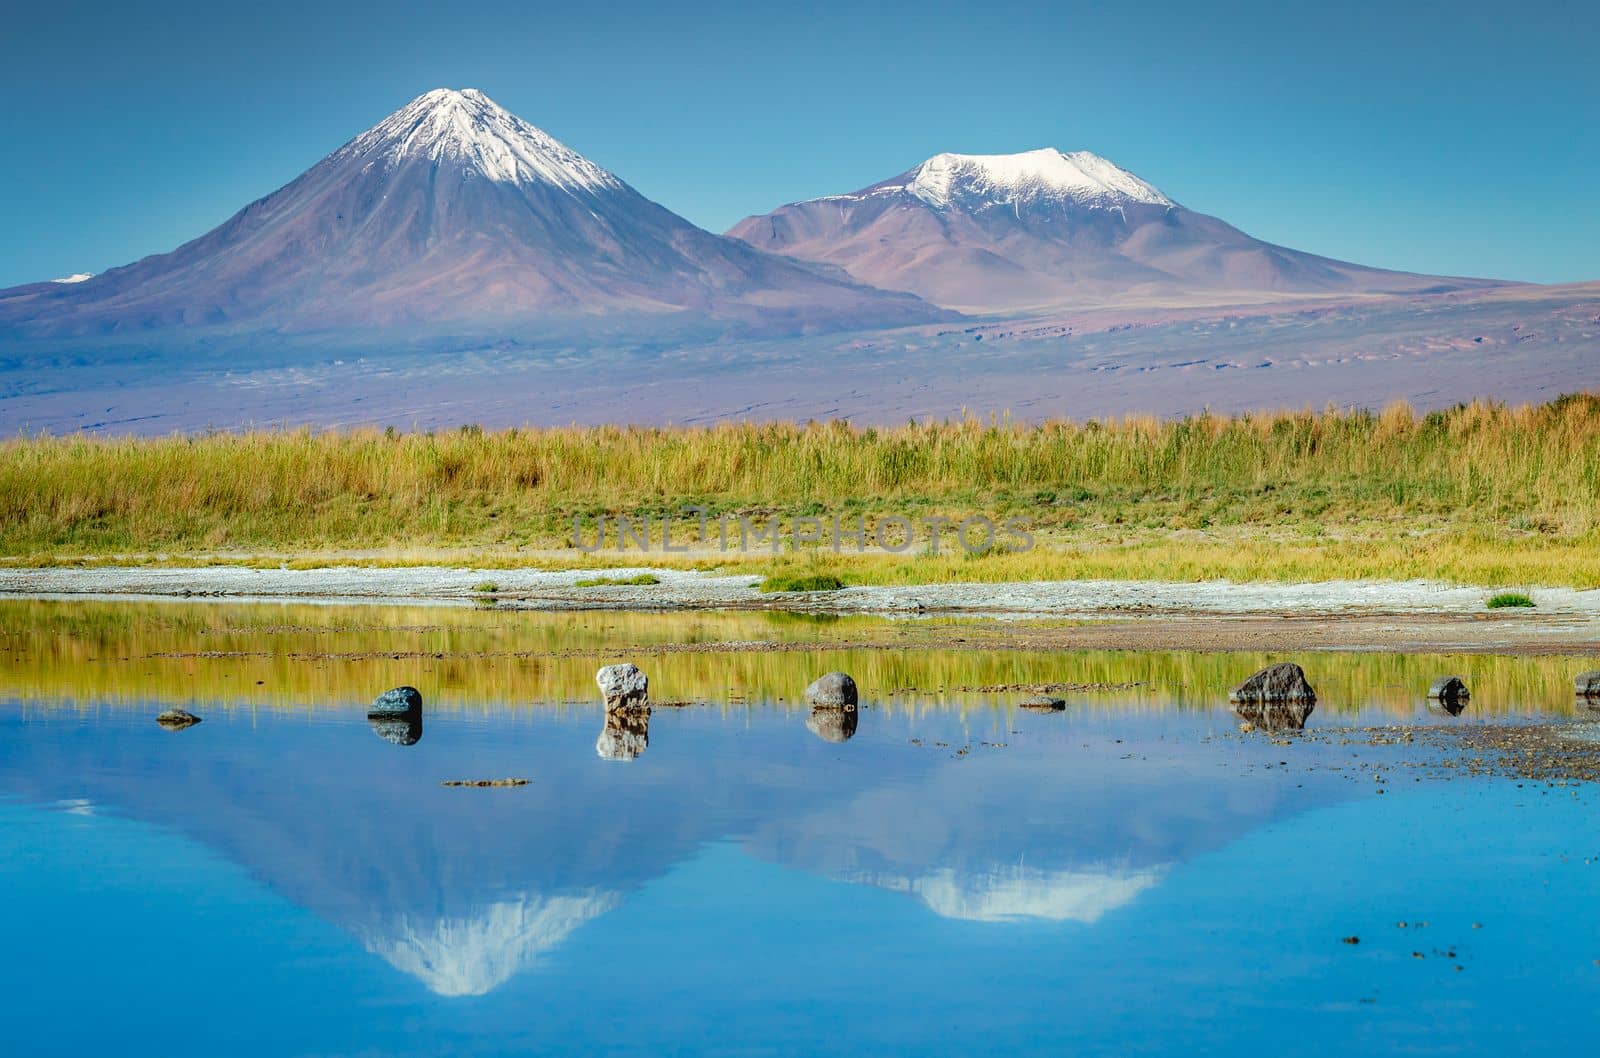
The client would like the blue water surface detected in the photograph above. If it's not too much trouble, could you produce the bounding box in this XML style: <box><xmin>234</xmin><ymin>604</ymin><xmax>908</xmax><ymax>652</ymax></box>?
<box><xmin>1</xmin><ymin>698</ymin><xmax>1595</xmax><ymax>1056</ymax></box>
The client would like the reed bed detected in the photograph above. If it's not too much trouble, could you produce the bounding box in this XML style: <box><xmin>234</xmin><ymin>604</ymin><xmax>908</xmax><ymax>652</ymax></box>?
<box><xmin>2</xmin><ymin>395</ymin><xmax>1597</xmax><ymax>584</ymax></box>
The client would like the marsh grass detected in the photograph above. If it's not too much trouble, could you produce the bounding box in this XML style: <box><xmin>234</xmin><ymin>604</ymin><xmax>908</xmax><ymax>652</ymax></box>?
<box><xmin>760</xmin><ymin>573</ymin><xmax>847</xmax><ymax>593</ymax></box>
<box><xmin>574</xmin><ymin>573</ymin><xmax>662</xmax><ymax>587</ymax></box>
<box><xmin>3</xmin><ymin>395</ymin><xmax>1598</xmax><ymax>585</ymax></box>
<box><xmin>1486</xmin><ymin>592</ymin><xmax>1536</xmax><ymax>609</ymax></box>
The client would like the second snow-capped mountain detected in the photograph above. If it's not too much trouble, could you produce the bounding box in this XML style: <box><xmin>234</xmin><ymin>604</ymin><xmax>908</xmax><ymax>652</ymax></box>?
<box><xmin>728</xmin><ymin>148</ymin><xmax>1489</xmax><ymax>313</ymax></box>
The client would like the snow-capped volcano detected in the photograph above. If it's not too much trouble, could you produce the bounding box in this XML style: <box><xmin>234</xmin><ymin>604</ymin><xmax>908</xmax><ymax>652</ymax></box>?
<box><xmin>899</xmin><ymin>148</ymin><xmax>1174</xmax><ymax>211</ymax></box>
<box><xmin>730</xmin><ymin>149</ymin><xmax>1491</xmax><ymax>313</ymax></box>
<box><xmin>0</xmin><ymin>89</ymin><xmax>945</xmax><ymax>342</ymax></box>
<box><xmin>337</xmin><ymin>88</ymin><xmax>620</xmax><ymax>192</ymax></box>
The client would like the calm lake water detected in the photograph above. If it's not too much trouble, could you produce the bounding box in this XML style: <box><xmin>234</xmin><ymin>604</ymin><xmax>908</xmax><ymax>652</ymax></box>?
<box><xmin>1</xmin><ymin>600</ymin><xmax>1598</xmax><ymax>1056</ymax></box>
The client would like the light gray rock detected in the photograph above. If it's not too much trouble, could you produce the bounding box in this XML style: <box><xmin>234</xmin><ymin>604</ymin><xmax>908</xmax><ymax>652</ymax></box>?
<box><xmin>597</xmin><ymin>664</ymin><xmax>649</xmax><ymax>709</ymax></box>
<box><xmin>370</xmin><ymin>686</ymin><xmax>423</xmax><ymax>717</ymax></box>
<box><xmin>1019</xmin><ymin>695</ymin><xmax>1066</xmax><ymax>712</ymax></box>
<box><xmin>1576</xmin><ymin>671</ymin><xmax>1600</xmax><ymax>698</ymax></box>
<box><xmin>1427</xmin><ymin>675</ymin><xmax>1471</xmax><ymax>701</ymax></box>
<box><xmin>805</xmin><ymin>672</ymin><xmax>858</xmax><ymax>709</ymax></box>
<box><xmin>155</xmin><ymin>709</ymin><xmax>202</xmax><ymax>730</ymax></box>
<box><xmin>1229</xmin><ymin>663</ymin><xmax>1317</xmax><ymax>704</ymax></box>
<box><xmin>806</xmin><ymin>706</ymin><xmax>858</xmax><ymax>743</ymax></box>
<box><xmin>596</xmin><ymin>707</ymin><xmax>650</xmax><ymax>761</ymax></box>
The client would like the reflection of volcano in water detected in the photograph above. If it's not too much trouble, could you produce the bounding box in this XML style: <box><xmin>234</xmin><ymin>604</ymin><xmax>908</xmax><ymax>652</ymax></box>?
<box><xmin>852</xmin><ymin>863</ymin><xmax>1165</xmax><ymax>923</ymax></box>
<box><xmin>361</xmin><ymin>892</ymin><xmax>621</xmax><ymax>996</ymax></box>
<box><xmin>0</xmin><ymin>705</ymin><xmax>1354</xmax><ymax>994</ymax></box>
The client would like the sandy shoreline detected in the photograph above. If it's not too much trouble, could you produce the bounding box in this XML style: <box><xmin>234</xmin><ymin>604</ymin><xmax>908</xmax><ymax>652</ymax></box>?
<box><xmin>4</xmin><ymin>565</ymin><xmax>1600</xmax><ymax>654</ymax></box>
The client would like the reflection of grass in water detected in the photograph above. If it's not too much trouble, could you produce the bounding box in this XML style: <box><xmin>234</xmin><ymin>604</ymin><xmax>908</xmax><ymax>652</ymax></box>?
<box><xmin>0</xmin><ymin>598</ymin><xmax>1591</xmax><ymax>719</ymax></box>
<box><xmin>763</xmin><ymin>611</ymin><xmax>843</xmax><ymax>626</ymax></box>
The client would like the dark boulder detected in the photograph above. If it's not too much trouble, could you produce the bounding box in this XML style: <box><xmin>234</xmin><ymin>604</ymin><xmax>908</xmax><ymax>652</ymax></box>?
<box><xmin>155</xmin><ymin>709</ymin><xmax>202</xmax><ymax>730</ymax></box>
<box><xmin>1576</xmin><ymin>671</ymin><xmax>1600</xmax><ymax>698</ymax></box>
<box><xmin>805</xmin><ymin>672</ymin><xmax>858</xmax><ymax>709</ymax></box>
<box><xmin>370</xmin><ymin>686</ymin><xmax>423</xmax><ymax>717</ymax></box>
<box><xmin>1229</xmin><ymin>663</ymin><xmax>1317</xmax><ymax>703</ymax></box>
<box><xmin>1427</xmin><ymin>675</ymin><xmax>1471</xmax><ymax>702</ymax></box>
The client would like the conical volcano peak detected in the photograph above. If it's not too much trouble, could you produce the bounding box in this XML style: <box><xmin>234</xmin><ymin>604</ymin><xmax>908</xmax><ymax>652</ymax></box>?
<box><xmin>0</xmin><ymin>87</ymin><xmax>947</xmax><ymax>340</ymax></box>
<box><xmin>906</xmin><ymin>148</ymin><xmax>1175</xmax><ymax>210</ymax></box>
<box><xmin>333</xmin><ymin>87</ymin><xmax>622</xmax><ymax>192</ymax></box>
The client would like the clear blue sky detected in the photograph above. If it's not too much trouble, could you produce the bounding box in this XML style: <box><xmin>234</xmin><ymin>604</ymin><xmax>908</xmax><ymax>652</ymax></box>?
<box><xmin>2</xmin><ymin>0</ymin><xmax>1596</xmax><ymax>288</ymax></box>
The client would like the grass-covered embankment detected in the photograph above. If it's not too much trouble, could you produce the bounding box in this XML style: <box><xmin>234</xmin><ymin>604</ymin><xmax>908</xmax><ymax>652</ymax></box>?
<box><xmin>2</xmin><ymin>395</ymin><xmax>1598</xmax><ymax>587</ymax></box>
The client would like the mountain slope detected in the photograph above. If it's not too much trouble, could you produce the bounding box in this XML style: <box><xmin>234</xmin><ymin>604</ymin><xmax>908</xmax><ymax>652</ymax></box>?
<box><xmin>0</xmin><ymin>89</ymin><xmax>945</xmax><ymax>342</ymax></box>
<box><xmin>727</xmin><ymin>149</ymin><xmax>1498</xmax><ymax>313</ymax></box>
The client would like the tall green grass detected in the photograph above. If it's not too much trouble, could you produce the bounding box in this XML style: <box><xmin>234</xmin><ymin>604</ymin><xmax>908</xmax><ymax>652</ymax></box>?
<box><xmin>2</xmin><ymin>395</ymin><xmax>1597</xmax><ymax>583</ymax></box>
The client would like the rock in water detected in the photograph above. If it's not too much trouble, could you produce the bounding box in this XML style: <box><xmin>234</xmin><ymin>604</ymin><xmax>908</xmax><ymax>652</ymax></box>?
<box><xmin>369</xmin><ymin>714</ymin><xmax>423</xmax><ymax>746</ymax></box>
<box><xmin>596</xmin><ymin>707</ymin><xmax>650</xmax><ymax>761</ymax></box>
<box><xmin>806</xmin><ymin>706</ymin><xmax>859</xmax><ymax>743</ymax></box>
<box><xmin>155</xmin><ymin>709</ymin><xmax>202</xmax><ymax>730</ymax></box>
<box><xmin>1576</xmin><ymin>671</ymin><xmax>1600</xmax><ymax>698</ymax></box>
<box><xmin>1019</xmin><ymin>695</ymin><xmax>1067</xmax><ymax>712</ymax></box>
<box><xmin>371</xmin><ymin>686</ymin><xmax>423</xmax><ymax>717</ymax></box>
<box><xmin>1428</xmin><ymin>676</ymin><xmax>1471</xmax><ymax>701</ymax></box>
<box><xmin>805</xmin><ymin>672</ymin><xmax>858</xmax><ymax>709</ymax></box>
<box><xmin>597</xmin><ymin>664</ymin><xmax>649</xmax><ymax>709</ymax></box>
<box><xmin>1229</xmin><ymin>663</ymin><xmax>1317</xmax><ymax>703</ymax></box>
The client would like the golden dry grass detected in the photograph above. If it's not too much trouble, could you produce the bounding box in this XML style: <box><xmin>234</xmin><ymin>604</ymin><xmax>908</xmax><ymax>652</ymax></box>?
<box><xmin>2</xmin><ymin>394</ymin><xmax>1597</xmax><ymax>585</ymax></box>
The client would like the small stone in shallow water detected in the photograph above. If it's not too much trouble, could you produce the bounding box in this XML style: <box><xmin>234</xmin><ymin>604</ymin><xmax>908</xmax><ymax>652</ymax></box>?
<box><xmin>596</xmin><ymin>664</ymin><xmax>648</xmax><ymax>709</ymax></box>
<box><xmin>805</xmin><ymin>672</ymin><xmax>858</xmax><ymax>709</ymax></box>
<box><xmin>155</xmin><ymin>709</ymin><xmax>202</xmax><ymax>730</ymax></box>
<box><xmin>1019</xmin><ymin>695</ymin><xmax>1066</xmax><ymax>712</ymax></box>
<box><xmin>1576</xmin><ymin>671</ymin><xmax>1600</xmax><ymax>698</ymax></box>
<box><xmin>370</xmin><ymin>686</ymin><xmax>423</xmax><ymax>716</ymax></box>
<box><xmin>1428</xmin><ymin>675</ymin><xmax>1471</xmax><ymax>701</ymax></box>
<box><xmin>1229</xmin><ymin>663</ymin><xmax>1316</xmax><ymax>704</ymax></box>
